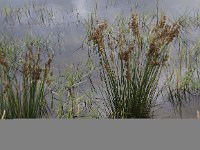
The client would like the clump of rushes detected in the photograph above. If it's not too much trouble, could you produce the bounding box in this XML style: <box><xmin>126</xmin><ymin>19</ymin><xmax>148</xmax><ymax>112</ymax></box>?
<box><xmin>0</xmin><ymin>42</ymin><xmax>53</xmax><ymax>119</ymax></box>
<box><xmin>87</xmin><ymin>13</ymin><xmax>180</xmax><ymax>118</ymax></box>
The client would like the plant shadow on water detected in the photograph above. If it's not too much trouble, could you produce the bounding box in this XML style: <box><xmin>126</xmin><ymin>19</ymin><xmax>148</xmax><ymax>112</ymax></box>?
<box><xmin>0</xmin><ymin>0</ymin><xmax>199</xmax><ymax>119</ymax></box>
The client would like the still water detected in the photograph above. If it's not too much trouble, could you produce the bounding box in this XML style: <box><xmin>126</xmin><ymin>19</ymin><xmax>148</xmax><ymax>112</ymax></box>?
<box><xmin>0</xmin><ymin>0</ymin><xmax>199</xmax><ymax>118</ymax></box>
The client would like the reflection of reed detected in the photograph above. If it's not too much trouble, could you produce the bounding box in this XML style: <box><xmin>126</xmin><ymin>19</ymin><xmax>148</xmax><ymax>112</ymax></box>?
<box><xmin>1</xmin><ymin>110</ymin><xmax>5</xmax><ymax>119</ymax></box>
<box><xmin>197</xmin><ymin>110</ymin><xmax>200</xmax><ymax>119</ymax></box>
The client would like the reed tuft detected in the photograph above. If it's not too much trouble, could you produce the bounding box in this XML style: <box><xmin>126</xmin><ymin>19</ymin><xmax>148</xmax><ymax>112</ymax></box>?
<box><xmin>87</xmin><ymin>13</ymin><xmax>180</xmax><ymax>118</ymax></box>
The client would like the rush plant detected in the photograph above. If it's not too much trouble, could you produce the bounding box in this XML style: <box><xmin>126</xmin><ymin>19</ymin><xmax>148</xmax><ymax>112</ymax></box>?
<box><xmin>86</xmin><ymin>13</ymin><xmax>180</xmax><ymax>118</ymax></box>
<box><xmin>0</xmin><ymin>41</ymin><xmax>53</xmax><ymax>119</ymax></box>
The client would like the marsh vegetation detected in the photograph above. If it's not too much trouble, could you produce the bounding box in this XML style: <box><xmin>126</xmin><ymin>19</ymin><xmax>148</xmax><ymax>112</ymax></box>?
<box><xmin>0</xmin><ymin>0</ymin><xmax>199</xmax><ymax>119</ymax></box>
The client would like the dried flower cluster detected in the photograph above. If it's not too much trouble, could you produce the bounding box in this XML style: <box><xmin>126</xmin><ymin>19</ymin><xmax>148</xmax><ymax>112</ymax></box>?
<box><xmin>118</xmin><ymin>44</ymin><xmax>134</xmax><ymax>80</ymax></box>
<box><xmin>89</xmin><ymin>20</ymin><xmax>113</xmax><ymax>73</ymax></box>
<box><xmin>89</xmin><ymin>20</ymin><xmax>108</xmax><ymax>55</ymax></box>
<box><xmin>147</xmin><ymin>14</ymin><xmax>180</xmax><ymax>66</ymax></box>
<box><xmin>22</xmin><ymin>43</ymin><xmax>53</xmax><ymax>83</ymax></box>
<box><xmin>128</xmin><ymin>13</ymin><xmax>141</xmax><ymax>49</ymax></box>
<box><xmin>128</xmin><ymin>13</ymin><xmax>139</xmax><ymax>38</ymax></box>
